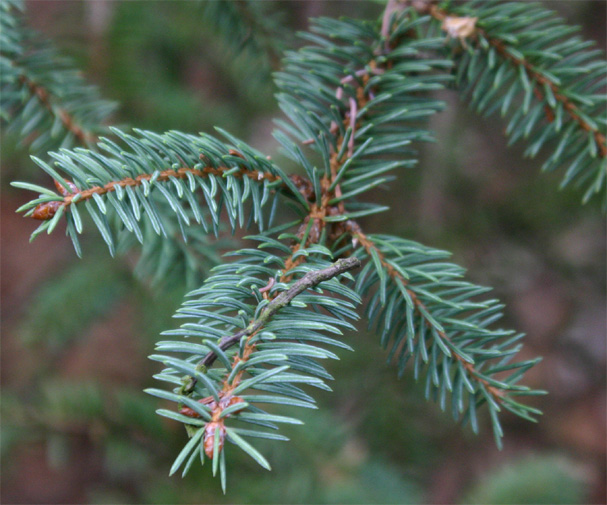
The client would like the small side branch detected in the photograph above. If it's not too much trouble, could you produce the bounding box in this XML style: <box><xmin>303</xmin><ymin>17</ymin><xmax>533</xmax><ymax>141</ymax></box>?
<box><xmin>346</xmin><ymin>222</ymin><xmax>507</xmax><ymax>405</ymax></box>
<box><xmin>193</xmin><ymin>257</ymin><xmax>361</xmax><ymax>376</ymax></box>
<box><xmin>426</xmin><ymin>3</ymin><xmax>607</xmax><ymax>159</ymax></box>
<box><xmin>31</xmin><ymin>163</ymin><xmax>284</xmax><ymax>221</ymax></box>
<box><xmin>486</xmin><ymin>37</ymin><xmax>607</xmax><ymax>158</ymax></box>
<box><xmin>18</xmin><ymin>74</ymin><xmax>98</xmax><ymax>145</ymax></box>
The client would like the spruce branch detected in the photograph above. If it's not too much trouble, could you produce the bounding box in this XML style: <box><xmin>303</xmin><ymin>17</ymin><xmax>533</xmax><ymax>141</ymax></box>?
<box><xmin>16</xmin><ymin>72</ymin><xmax>99</xmax><ymax>146</ymax></box>
<box><xmin>418</xmin><ymin>0</ymin><xmax>607</xmax><ymax>203</ymax></box>
<box><xmin>179</xmin><ymin>241</ymin><xmax>345</xmax><ymax>469</ymax></box>
<box><xmin>1</xmin><ymin>0</ymin><xmax>116</xmax><ymax>152</ymax></box>
<box><xmin>429</xmin><ymin>3</ymin><xmax>606</xmax><ymax>158</ymax></box>
<box><xmin>347</xmin><ymin>223</ymin><xmax>544</xmax><ymax>447</ymax></box>
<box><xmin>185</xmin><ymin>256</ymin><xmax>361</xmax><ymax>389</ymax></box>
<box><xmin>266</xmin><ymin>5</ymin><xmax>545</xmax><ymax>449</ymax></box>
<box><xmin>8</xmin><ymin>0</ymin><xmax>579</xmax><ymax>488</ymax></box>
<box><xmin>349</xmin><ymin>222</ymin><xmax>505</xmax><ymax>403</ymax></box>
<box><xmin>13</xmin><ymin>128</ymin><xmax>299</xmax><ymax>256</ymax></box>
<box><xmin>150</xmin><ymin>243</ymin><xmax>361</xmax><ymax>487</ymax></box>
<box><xmin>274</xmin><ymin>4</ymin><xmax>449</xmax><ymax>258</ymax></box>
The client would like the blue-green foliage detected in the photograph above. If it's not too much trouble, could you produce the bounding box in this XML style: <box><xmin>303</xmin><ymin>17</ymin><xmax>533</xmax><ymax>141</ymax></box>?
<box><xmin>0</xmin><ymin>0</ymin><xmax>116</xmax><ymax>152</ymax></box>
<box><xmin>354</xmin><ymin>234</ymin><xmax>543</xmax><ymax>448</ymax></box>
<box><xmin>147</xmin><ymin>242</ymin><xmax>360</xmax><ymax>489</ymax></box>
<box><xmin>442</xmin><ymin>0</ymin><xmax>607</xmax><ymax>204</ymax></box>
<box><xmin>273</xmin><ymin>11</ymin><xmax>544</xmax><ymax>450</ymax></box>
<box><xmin>274</xmin><ymin>14</ymin><xmax>452</xmax><ymax>221</ymax></box>
<box><xmin>8</xmin><ymin>0</ymin><xmax>604</xmax><ymax>491</ymax></box>
<box><xmin>12</xmin><ymin>128</ymin><xmax>290</xmax><ymax>256</ymax></box>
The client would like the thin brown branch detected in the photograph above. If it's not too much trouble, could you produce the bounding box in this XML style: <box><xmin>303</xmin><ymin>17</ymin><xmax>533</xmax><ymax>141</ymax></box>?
<box><xmin>345</xmin><ymin>222</ymin><xmax>506</xmax><ymax>405</ymax></box>
<box><xmin>192</xmin><ymin>257</ymin><xmax>361</xmax><ymax>375</ymax></box>
<box><xmin>427</xmin><ymin>4</ymin><xmax>607</xmax><ymax>158</ymax></box>
<box><xmin>18</xmin><ymin>74</ymin><xmax>98</xmax><ymax>145</ymax></box>
<box><xmin>31</xmin><ymin>164</ymin><xmax>283</xmax><ymax>220</ymax></box>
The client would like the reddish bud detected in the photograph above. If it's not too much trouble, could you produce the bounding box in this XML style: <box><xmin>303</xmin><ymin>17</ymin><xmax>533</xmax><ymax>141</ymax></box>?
<box><xmin>204</xmin><ymin>421</ymin><xmax>226</xmax><ymax>459</ymax></box>
<box><xmin>179</xmin><ymin>396</ymin><xmax>217</xmax><ymax>418</ymax></box>
<box><xmin>32</xmin><ymin>201</ymin><xmax>61</xmax><ymax>220</ymax></box>
<box><xmin>179</xmin><ymin>406</ymin><xmax>200</xmax><ymax>418</ymax></box>
<box><xmin>54</xmin><ymin>179</ymin><xmax>77</xmax><ymax>197</ymax></box>
<box><xmin>227</xmin><ymin>396</ymin><xmax>244</xmax><ymax>407</ymax></box>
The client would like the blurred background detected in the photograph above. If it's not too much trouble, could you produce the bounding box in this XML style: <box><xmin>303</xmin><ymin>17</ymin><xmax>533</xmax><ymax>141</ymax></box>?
<box><xmin>1</xmin><ymin>1</ymin><xmax>605</xmax><ymax>503</ymax></box>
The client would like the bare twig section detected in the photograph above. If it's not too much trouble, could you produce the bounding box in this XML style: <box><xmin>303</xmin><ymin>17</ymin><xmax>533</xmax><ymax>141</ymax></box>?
<box><xmin>302</xmin><ymin>66</ymin><xmax>383</xmax><ymax>148</ymax></box>
<box><xmin>348</xmin><ymin>97</ymin><xmax>358</xmax><ymax>158</ymax></box>
<box><xmin>381</xmin><ymin>0</ymin><xmax>407</xmax><ymax>42</ymax></box>
<box><xmin>182</xmin><ymin>257</ymin><xmax>361</xmax><ymax>456</ymax></box>
<box><xmin>426</xmin><ymin>4</ymin><xmax>607</xmax><ymax>158</ymax></box>
<box><xmin>346</xmin><ymin>222</ymin><xmax>507</xmax><ymax>405</ymax></box>
<box><xmin>257</xmin><ymin>277</ymin><xmax>276</xmax><ymax>295</ymax></box>
<box><xmin>191</xmin><ymin>257</ymin><xmax>361</xmax><ymax>375</ymax></box>
<box><xmin>18</xmin><ymin>74</ymin><xmax>98</xmax><ymax>145</ymax></box>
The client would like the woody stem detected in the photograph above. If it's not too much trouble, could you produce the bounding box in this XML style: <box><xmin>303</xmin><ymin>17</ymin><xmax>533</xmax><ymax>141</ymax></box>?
<box><xmin>184</xmin><ymin>257</ymin><xmax>361</xmax><ymax>393</ymax></box>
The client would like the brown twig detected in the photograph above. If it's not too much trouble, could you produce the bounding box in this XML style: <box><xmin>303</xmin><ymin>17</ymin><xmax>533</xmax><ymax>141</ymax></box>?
<box><xmin>18</xmin><ymin>74</ymin><xmax>98</xmax><ymax>145</ymax></box>
<box><xmin>427</xmin><ymin>4</ymin><xmax>607</xmax><ymax>158</ymax></box>
<box><xmin>258</xmin><ymin>277</ymin><xmax>275</xmax><ymax>295</ymax></box>
<box><xmin>346</xmin><ymin>222</ymin><xmax>506</xmax><ymax>405</ymax></box>
<box><xmin>31</xmin><ymin>164</ymin><xmax>283</xmax><ymax>221</ymax></box>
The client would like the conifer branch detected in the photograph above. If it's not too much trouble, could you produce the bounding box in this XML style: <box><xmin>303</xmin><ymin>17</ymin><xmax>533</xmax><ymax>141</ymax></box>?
<box><xmin>186</xmin><ymin>257</ymin><xmax>361</xmax><ymax>455</ymax></box>
<box><xmin>348</xmin><ymin>222</ymin><xmax>506</xmax><ymax>406</ymax></box>
<box><xmin>150</xmin><ymin>243</ymin><xmax>361</xmax><ymax>485</ymax></box>
<box><xmin>186</xmin><ymin>257</ymin><xmax>360</xmax><ymax>387</ymax></box>
<box><xmin>13</xmin><ymin>128</ymin><xmax>298</xmax><ymax>256</ymax></box>
<box><xmin>30</xmin><ymin>164</ymin><xmax>282</xmax><ymax>221</ymax></box>
<box><xmin>1</xmin><ymin>0</ymin><xmax>115</xmax><ymax>152</ymax></box>
<box><xmin>347</xmin><ymin>223</ymin><xmax>544</xmax><ymax>446</ymax></box>
<box><xmin>17</xmin><ymin>73</ymin><xmax>99</xmax><ymax>146</ymax></box>
<box><xmin>410</xmin><ymin>0</ymin><xmax>606</xmax><ymax>203</ymax></box>
<box><xmin>11</xmin><ymin>0</ymin><xmax>585</xmax><ymax>487</ymax></box>
<box><xmin>428</xmin><ymin>3</ymin><xmax>606</xmax><ymax>159</ymax></box>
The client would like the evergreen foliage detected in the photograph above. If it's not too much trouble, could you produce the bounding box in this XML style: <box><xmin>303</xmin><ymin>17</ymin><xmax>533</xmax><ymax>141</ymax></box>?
<box><xmin>13</xmin><ymin>127</ymin><xmax>287</xmax><ymax>260</ymax></box>
<box><xmin>199</xmin><ymin>0</ymin><xmax>288</xmax><ymax>84</ymax></box>
<box><xmin>0</xmin><ymin>0</ymin><xmax>116</xmax><ymax>152</ymax></box>
<box><xmin>147</xmin><ymin>249</ymin><xmax>361</xmax><ymax>490</ymax></box>
<box><xmin>6</xmin><ymin>0</ymin><xmax>605</xmax><ymax>492</ymax></box>
<box><xmin>353</xmin><ymin>233</ymin><xmax>542</xmax><ymax>446</ymax></box>
<box><xmin>426</xmin><ymin>0</ymin><xmax>606</xmax><ymax>204</ymax></box>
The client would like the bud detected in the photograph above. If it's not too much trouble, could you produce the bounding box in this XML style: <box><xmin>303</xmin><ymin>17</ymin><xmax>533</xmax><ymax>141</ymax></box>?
<box><xmin>32</xmin><ymin>201</ymin><xmax>61</xmax><ymax>220</ymax></box>
<box><xmin>203</xmin><ymin>421</ymin><xmax>226</xmax><ymax>459</ymax></box>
